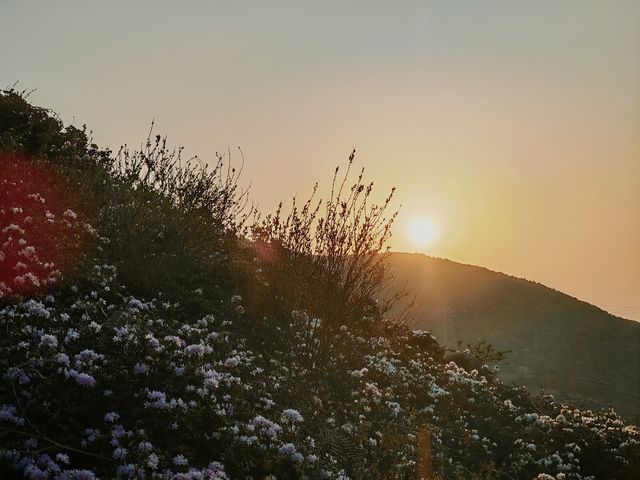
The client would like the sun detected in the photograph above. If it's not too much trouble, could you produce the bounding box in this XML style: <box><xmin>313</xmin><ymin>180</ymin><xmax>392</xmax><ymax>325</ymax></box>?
<box><xmin>407</xmin><ymin>217</ymin><xmax>440</xmax><ymax>250</ymax></box>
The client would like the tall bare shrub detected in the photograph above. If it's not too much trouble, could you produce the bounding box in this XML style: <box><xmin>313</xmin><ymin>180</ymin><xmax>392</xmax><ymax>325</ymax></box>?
<box><xmin>249</xmin><ymin>151</ymin><xmax>409</xmax><ymax>347</ymax></box>
<box><xmin>114</xmin><ymin>126</ymin><xmax>250</xmax><ymax>229</ymax></box>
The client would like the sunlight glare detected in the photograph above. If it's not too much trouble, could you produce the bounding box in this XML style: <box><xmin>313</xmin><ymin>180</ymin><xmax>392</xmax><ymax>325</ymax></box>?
<box><xmin>408</xmin><ymin>217</ymin><xmax>440</xmax><ymax>250</ymax></box>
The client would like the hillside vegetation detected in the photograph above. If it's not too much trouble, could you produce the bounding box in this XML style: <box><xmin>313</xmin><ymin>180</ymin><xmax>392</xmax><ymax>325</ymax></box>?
<box><xmin>0</xmin><ymin>89</ymin><xmax>639</xmax><ymax>479</ymax></box>
<box><xmin>388</xmin><ymin>254</ymin><xmax>640</xmax><ymax>420</ymax></box>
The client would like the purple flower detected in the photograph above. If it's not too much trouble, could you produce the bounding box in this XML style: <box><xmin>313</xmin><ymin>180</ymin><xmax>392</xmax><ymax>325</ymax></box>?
<box><xmin>173</xmin><ymin>454</ymin><xmax>189</xmax><ymax>466</ymax></box>
<box><xmin>24</xmin><ymin>300</ymin><xmax>50</xmax><ymax>318</ymax></box>
<box><xmin>55</xmin><ymin>353</ymin><xmax>70</xmax><ymax>365</ymax></box>
<box><xmin>185</xmin><ymin>344</ymin><xmax>211</xmax><ymax>356</ymax></box>
<box><xmin>113</xmin><ymin>446</ymin><xmax>127</xmax><ymax>461</ymax></box>
<box><xmin>281</xmin><ymin>409</ymin><xmax>303</xmax><ymax>423</ymax></box>
<box><xmin>133</xmin><ymin>363</ymin><xmax>148</xmax><ymax>375</ymax></box>
<box><xmin>279</xmin><ymin>443</ymin><xmax>296</xmax><ymax>455</ymax></box>
<box><xmin>64</xmin><ymin>329</ymin><xmax>80</xmax><ymax>344</ymax></box>
<box><xmin>203</xmin><ymin>369</ymin><xmax>222</xmax><ymax>388</ymax></box>
<box><xmin>74</xmin><ymin>373</ymin><xmax>96</xmax><ymax>388</ymax></box>
<box><xmin>39</xmin><ymin>334</ymin><xmax>58</xmax><ymax>348</ymax></box>
<box><xmin>224</xmin><ymin>357</ymin><xmax>239</xmax><ymax>367</ymax></box>
<box><xmin>59</xmin><ymin>470</ymin><xmax>96</xmax><ymax>480</ymax></box>
<box><xmin>145</xmin><ymin>390</ymin><xmax>173</xmax><ymax>410</ymax></box>
<box><xmin>111</xmin><ymin>424</ymin><xmax>126</xmax><ymax>439</ymax></box>
<box><xmin>0</xmin><ymin>404</ymin><xmax>26</xmax><ymax>426</ymax></box>
<box><xmin>56</xmin><ymin>452</ymin><xmax>70</xmax><ymax>464</ymax></box>
<box><xmin>104</xmin><ymin>412</ymin><xmax>119</xmax><ymax>423</ymax></box>
<box><xmin>23</xmin><ymin>464</ymin><xmax>48</xmax><ymax>480</ymax></box>
<box><xmin>279</xmin><ymin>443</ymin><xmax>304</xmax><ymax>463</ymax></box>
<box><xmin>138</xmin><ymin>441</ymin><xmax>153</xmax><ymax>452</ymax></box>
<box><xmin>147</xmin><ymin>453</ymin><xmax>159</xmax><ymax>469</ymax></box>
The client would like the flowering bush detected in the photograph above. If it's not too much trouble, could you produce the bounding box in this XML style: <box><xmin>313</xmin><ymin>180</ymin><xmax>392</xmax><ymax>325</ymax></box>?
<box><xmin>2</xmin><ymin>260</ymin><xmax>638</xmax><ymax>478</ymax></box>
<box><xmin>1</xmin><ymin>90</ymin><xmax>638</xmax><ymax>479</ymax></box>
<box><xmin>0</xmin><ymin>153</ymin><xmax>94</xmax><ymax>300</ymax></box>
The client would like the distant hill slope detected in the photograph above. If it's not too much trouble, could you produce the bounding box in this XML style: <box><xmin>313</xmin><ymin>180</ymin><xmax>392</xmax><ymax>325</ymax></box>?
<box><xmin>388</xmin><ymin>252</ymin><xmax>640</xmax><ymax>419</ymax></box>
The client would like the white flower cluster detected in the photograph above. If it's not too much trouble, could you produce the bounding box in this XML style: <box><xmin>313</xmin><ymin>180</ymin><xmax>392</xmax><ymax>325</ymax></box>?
<box><xmin>0</xmin><ymin>260</ymin><xmax>638</xmax><ymax>478</ymax></box>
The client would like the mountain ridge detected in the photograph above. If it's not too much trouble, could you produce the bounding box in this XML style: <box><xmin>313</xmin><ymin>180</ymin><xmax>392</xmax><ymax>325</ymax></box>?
<box><xmin>391</xmin><ymin>252</ymin><xmax>631</xmax><ymax>320</ymax></box>
<box><xmin>387</xmin><ymin>252</ymin><xmax>640</xmax><ymax>420</ymax></box>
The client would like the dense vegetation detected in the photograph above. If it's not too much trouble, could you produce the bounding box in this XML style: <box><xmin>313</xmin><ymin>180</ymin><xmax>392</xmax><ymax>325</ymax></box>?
<box><xmin>0</xmin><ymin>89</ymin><xmax>638</xmax><ymax>479</ymax></box>
<box><xmin>387</xmin><ymin>254</ymin><xmax>640</xmax><ymax>420</ymax></box>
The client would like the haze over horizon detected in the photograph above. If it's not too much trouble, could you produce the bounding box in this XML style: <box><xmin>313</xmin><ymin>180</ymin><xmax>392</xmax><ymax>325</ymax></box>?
<box><xmin>2</xmin><ymin>0</ymin><xmax>638</xmax><ymax>320</ymax></box>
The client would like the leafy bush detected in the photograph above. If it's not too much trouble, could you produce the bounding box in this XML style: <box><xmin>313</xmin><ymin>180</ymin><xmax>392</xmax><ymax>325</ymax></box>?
<box><xmin>1</xmin><ymin>90</ymin><xmax>638</xmax><ymax>479</ymax></box>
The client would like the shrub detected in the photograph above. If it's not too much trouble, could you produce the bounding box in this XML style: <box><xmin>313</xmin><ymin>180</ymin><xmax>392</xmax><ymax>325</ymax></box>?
<box><xmin>246</xmin><ymin>153</ymin><xmax>409</xmax><ymax>342</ymax></box>
<box><xmin>1</xmin><ymin>91</ymin><xmax>638</xmax><ymax>479</ymax></box>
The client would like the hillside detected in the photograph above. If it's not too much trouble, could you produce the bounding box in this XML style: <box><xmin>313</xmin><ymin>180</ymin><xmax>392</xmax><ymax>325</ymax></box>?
<box><xmin>388</xmin><ymin>253</ymin><xmax>640</xmax><ymax>419</ymax></box>
<box><xmin>2</xmin><ymin>89</ymin><xmax>639</xmax><ymax>479</ymax></box>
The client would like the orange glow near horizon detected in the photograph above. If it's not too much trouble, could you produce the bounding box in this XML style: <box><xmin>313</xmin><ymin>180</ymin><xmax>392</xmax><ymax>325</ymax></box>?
<box><xmin>2</xmin><ymin>1</ymin><xmax>638</xmax><ymax>320</ymax></box>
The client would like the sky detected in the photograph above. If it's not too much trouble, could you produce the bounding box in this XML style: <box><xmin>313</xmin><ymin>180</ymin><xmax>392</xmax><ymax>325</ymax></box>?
<box><xmin>2</xmin><ymin>0</ymin><xmax>639</xmax><ymax>320</ymax></box>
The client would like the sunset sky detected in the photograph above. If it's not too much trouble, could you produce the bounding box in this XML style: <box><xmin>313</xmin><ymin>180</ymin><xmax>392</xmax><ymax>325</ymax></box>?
<box><xmin>2</xmin><ymin>0</ymin><xmax>639</xmax><ymax>320</ymax></box>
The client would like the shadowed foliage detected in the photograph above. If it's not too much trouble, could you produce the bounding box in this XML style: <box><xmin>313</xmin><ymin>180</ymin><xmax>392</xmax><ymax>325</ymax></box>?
<box><xmin>1</xmin><ymin>89</ymin><xmax>638</xmax><ymax>479</ymax></box>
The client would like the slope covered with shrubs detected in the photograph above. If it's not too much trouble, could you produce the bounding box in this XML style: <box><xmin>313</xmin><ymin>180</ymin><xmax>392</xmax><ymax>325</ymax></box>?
<box><xmin>0</xmin><ymin>89</ymin><xmax>638</xmax><ymax>479</ymax></box>
<box><xmin>387</xmin><ymin>253</ymin><xmax>640</xmax><ymax>420</ymax></box>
